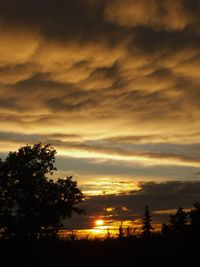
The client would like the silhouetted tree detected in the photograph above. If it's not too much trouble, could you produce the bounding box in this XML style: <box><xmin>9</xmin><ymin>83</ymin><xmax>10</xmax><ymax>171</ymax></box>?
<box><xmin>189</xmin><ymin>202</ymin><xmax>200</xmax><ymax>234</ymax></box>
<box><xmin>118</xmin><ymin>222</ymin><xmax>124</xmax><ymax>239</ymax></box>
<box><xmin>0</xmin><ymin>143</ymin><xmax>84</xmax><ymax>239</ymax></box>
<box><xmin>106</xmin><ymin>228</ymin><xmax>111</xmax><ymax>239</ymax></box>
<box><xmin>142</xmin><ymin>205</ymin><xmax>153</xmax><ymax>236</ymax></box>
<box><xmin>161</xmin><ymin>223</ymin><xmax>173</xmax><ymax>238</ymax></box>
<box><xmin>125</xmin><ymin>226</ymin><xmax>135</xmax><ymax>238</ymax></box>
<box><xmin>169</xmin><ymin>207</ymin><xmax>187</xmax><ymax>234</ymax></box>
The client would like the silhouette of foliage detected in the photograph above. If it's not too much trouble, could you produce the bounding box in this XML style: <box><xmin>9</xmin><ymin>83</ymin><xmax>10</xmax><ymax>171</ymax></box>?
<box><xmin>161</xmin><ymin>223</ymin><xmax>172</xmax><ymax>237</ymax></box>
<box><xmin>169</xmin><ymin>207</ymin><xmax>187</xmax><ymax>234</ymax></box>
<box><xmin>0</xmin><ymin>143</ymin><xmax>84</xmax><ymax>239</ymax></box>
<box><xmin>189</xmin><ymin>202</ymin><xmax>200</xmax><ymax>234</ymax></box>
<box><xmin>142</xmin><ymin>205</ymin><xmax>153</xmax><ymax>236</ymax></box>
<box><xmin>118</xmin><ymin>222</ymin><xmax>124</xmax><ymax>239</ymax></box>
<box><xmin>125</xmin><ymin>226</ymin><xmax>136</xmax><ymax>238</ymax></box>
<box><xmin>106</xmin><ymin>228</ymin><xmax>111</xmax><ymax>239</ymax></box>
<box><xmin>1</xmin><ymin>202</ymin><xmax>200</xmax><ymax>267</ymax></box>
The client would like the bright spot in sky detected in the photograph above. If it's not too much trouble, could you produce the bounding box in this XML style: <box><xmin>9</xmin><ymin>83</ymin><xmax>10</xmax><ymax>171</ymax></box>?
<box><xmin>105</xmin><ymin>207</ymin><xmax>115</xmax><ymax>212</ymax></box>
<box><xmin>95</xmin><ymin>220</ymin><xmax>104</xmax><ymax>226</ymax></box>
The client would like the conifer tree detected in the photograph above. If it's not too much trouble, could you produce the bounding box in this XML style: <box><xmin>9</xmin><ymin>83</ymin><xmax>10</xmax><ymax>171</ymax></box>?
<box><xmin>142</xmin><ymin>205</ymin><xmax>153</xmax><ymax>236</ymax></box>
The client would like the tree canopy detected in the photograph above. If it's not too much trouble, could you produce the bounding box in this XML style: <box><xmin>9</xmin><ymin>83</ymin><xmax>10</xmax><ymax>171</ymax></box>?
<box><xmin>0</xmin><ymin>143</ymin><xmax>84</xmax><ymax>239</ymax></box>
<box><xmin>169</xmin><ymin>206</ymin><xmax>187</xmax><ymax>234</ymax></box>
<box><xmin>189</xmin><ymin>202</ymin><xmax>200</xmax><ymax>231</ymax></box>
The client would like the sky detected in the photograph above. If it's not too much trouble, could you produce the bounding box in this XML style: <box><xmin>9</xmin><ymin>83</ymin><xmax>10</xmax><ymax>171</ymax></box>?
<box><xmin>0</xmin><ymin>0</ymin><xmax>200</xmax><ymax>237</ymax></box>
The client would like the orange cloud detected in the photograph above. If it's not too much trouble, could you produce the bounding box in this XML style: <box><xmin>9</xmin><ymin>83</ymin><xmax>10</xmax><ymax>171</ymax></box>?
<box><xmin>104</xmin><ymin>0</ymin><xmax>193</xmax><ymax>30</ymax></box>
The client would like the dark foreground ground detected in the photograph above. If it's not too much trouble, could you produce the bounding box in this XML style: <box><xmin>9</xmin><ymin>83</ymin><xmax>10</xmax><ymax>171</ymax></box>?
<box><xmin>0</xmin><ymin>235</ymin><xmax>199</xmax><ymax>267</ymax></box>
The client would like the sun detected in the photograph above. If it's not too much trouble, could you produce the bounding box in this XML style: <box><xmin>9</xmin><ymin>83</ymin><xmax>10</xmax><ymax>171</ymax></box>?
<box><xmin>95</xmin><ymin>219</ymin><xmax>104</xmax><ymax>226</ymax></box>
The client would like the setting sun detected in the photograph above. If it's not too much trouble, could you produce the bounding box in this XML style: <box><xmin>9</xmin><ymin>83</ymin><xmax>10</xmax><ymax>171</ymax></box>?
<box><xmin>95</xmin><ymin>220</ymin><xmax>104</xmax><ymax>226</ymax></box>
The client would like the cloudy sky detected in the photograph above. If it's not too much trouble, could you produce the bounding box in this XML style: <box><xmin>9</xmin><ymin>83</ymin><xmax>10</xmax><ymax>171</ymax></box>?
<box><xmin>0</xmin><ymin>0</ymin><xmax>200</xmax><ymax>235</ymax></box>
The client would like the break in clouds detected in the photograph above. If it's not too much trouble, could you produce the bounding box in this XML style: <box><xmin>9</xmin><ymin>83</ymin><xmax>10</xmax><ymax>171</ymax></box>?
<box><xmin>64</xmin><ymin>180</ymin><xmax>200</xmax><ymax>230</ymax></box>
<box><xmin>0</xmin><ymin>1</ymin><xmax>200</xmax><ymax>186</ymax></box>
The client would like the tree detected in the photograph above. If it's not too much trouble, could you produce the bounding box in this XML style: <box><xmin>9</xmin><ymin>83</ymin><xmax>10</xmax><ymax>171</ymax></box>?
<box><xmin>118</xmin><ymin>221</ymin><xmax>124</xmax><ymax>239</ymax></box>
<box><xmin>125</xmin><ymin>226</ymin><xmax>136</xmax><ymax>238</ymax></box>
<box><xmin>169</xmin><ymin>207</ymin><xmax>187</xmax><ymax>234</ymax></box>
<box><xmin>142</xmin><ymin>205</ymin><xmax>153</xmax><ymax>236</ymax></box>
<box><xmin>0</xmin><ymin>143</ymin><xmax>84</xmax><ymax>239</ymax></box>
<box><xmin>189</xmin><ymin>202</ymin><xmax>200</xmax><ymax>234</ymax></box>
<box><xmin>161</xmin><ymin>223</ymin><xmax>172</xmax><ymax>237</ymax></box>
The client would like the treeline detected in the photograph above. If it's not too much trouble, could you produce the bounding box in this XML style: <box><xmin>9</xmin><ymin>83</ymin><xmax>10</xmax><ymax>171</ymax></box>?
<box><xmin>116</xmin><ymin>203</ymin><xmax>200</xmax><ymax>240</ymax></box>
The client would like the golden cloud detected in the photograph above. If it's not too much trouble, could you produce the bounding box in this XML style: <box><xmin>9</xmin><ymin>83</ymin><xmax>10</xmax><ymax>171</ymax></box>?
<box><xmin>0</xmin><ymin>0</ymin><xmax>200</xmax><ymax>176</ymax></box>
<box><xmin>0</xmin><ymin>26</ymin><xmax>40</xmax><ymax>67</ymax></box>
<box><xmin>104</xmin><ymin>0</ymin><xmax>193</xmax><ymax>30</ymax></box>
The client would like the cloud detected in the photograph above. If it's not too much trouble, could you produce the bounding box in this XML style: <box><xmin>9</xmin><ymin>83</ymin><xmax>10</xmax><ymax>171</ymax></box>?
<box><xmin>105</xmin><ymin>0</ymin><xmax>200</xmax><ymax>30</ymax></box>
<box><xmin>64</xmin><ymin>180</ymin><xmax>200</xmax><ymax>229</ymax></box>
<box><xmin>0</xmin><ymin>26</ymin><xmax>40</xmax><ymax>67</ymax></box>
<box><xmin>103</xmin><ymin>132</ymin><xmax>200</xmax><ymax>144</ymax></box>
<box><xmin>0</xmin><ymin>131</ymin><xmax>200</xmax><ymax>167</ymax></box>
<box><xmin>0</xmin><ymin>1</ymin><xmax>200</xmax><ymax>184</ymax></box>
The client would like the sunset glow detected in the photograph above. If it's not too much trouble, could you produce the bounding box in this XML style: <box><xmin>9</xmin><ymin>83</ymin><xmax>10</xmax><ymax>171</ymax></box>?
<box><xmin>0</xmin><ymin>0</ymin><xmax>200</xmax><ymax>238</ymax></box>
<box><xmin>95</xmin><ymin>220</ymin><xmax>104</xmax><ymax>227</ymax></box>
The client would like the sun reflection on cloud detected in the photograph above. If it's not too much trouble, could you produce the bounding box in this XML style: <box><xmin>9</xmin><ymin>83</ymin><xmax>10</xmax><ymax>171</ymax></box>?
<box><xmin>105</xmin><ymin>207</ymin><xmax>115</xmax><ymax>212</ymax></box>
<box><xmin>80</xmin><ymin>178</ymin><xmax>141</xmax><ymax>196</ymax></box>
<box><xmin>56</xmin><ymin>146</ymin><xmax>200</xmax><ymax>168</ymax></box>
<box><xmin>121</xmin><ymin>206</ymin><xmax>130</xmax><ymax>211</ymax></box>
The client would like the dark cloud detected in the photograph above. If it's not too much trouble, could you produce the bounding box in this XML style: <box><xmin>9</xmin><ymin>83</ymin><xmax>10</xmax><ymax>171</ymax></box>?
<box><xmin>64</xmin><ymin>180</ymin><xmax>200</xmax><ymax>230</ymax></box>
<box><xmin>0</xmin><ymin>131</ymin><xmax>200</xmax><ymax>168</ymax></box>
<box><xmin>103</xmin><ymin>132</ymin><xmax>200</xmax><ymax>144</ymax></box>
<box><xmin>85</xmin><ymin>181</ymin><xmax>200</xmax><ymax>213</ymax></box>
<box><xmin>0</xmin><ymin>16</ymin><xmax>199</xmax><ymax>127</ymax></box>
<box><xmin>131</xmin><ymin>26</ymin><xmax>200</xmax><ymax>55</ymax></box>
<box><xmin>0</xmin><ymin>0</ymin><xmax>110</xmax><ymax>43</ymax></box>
